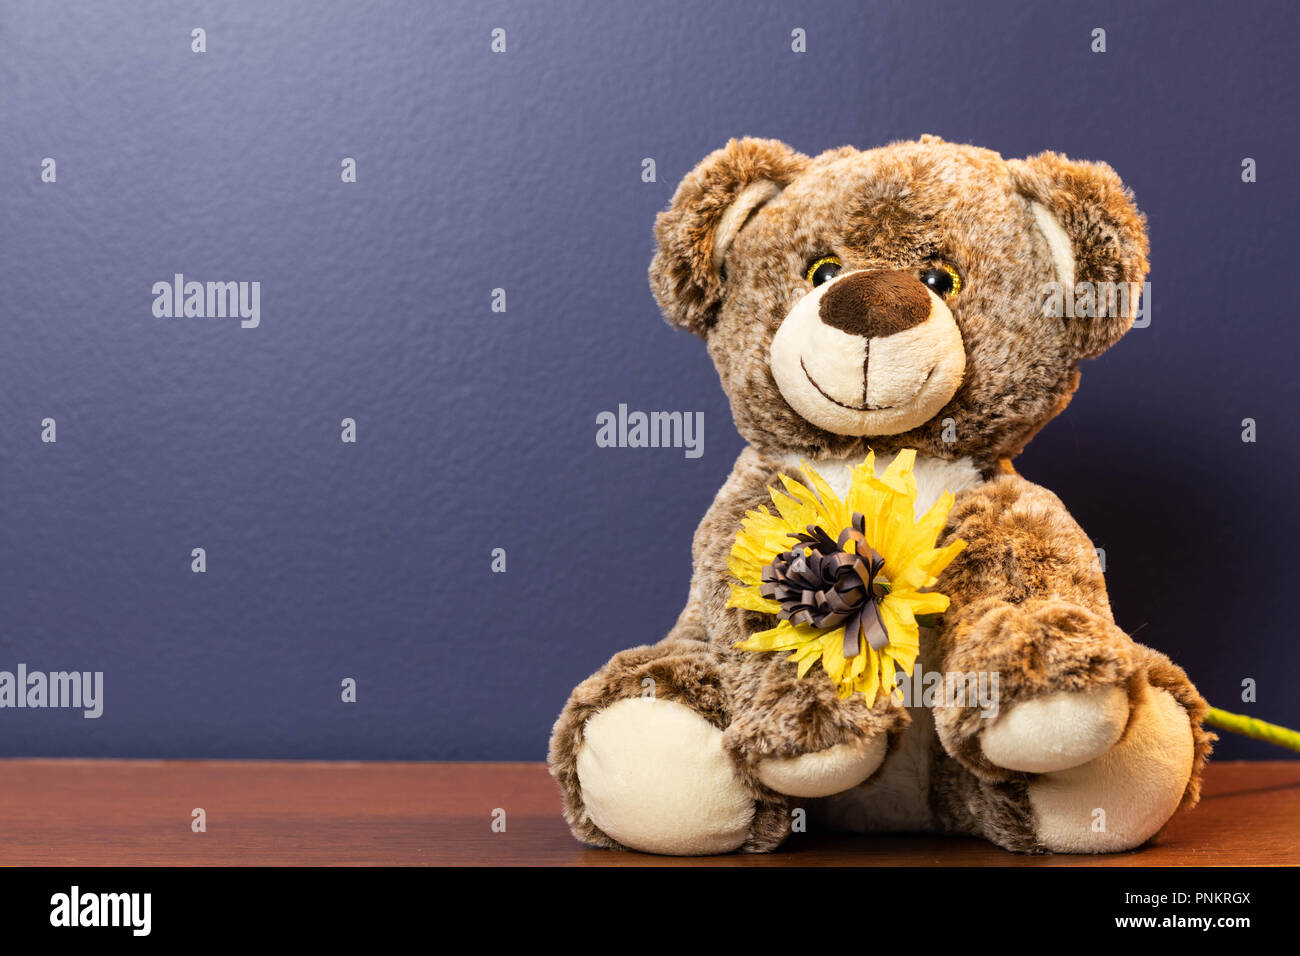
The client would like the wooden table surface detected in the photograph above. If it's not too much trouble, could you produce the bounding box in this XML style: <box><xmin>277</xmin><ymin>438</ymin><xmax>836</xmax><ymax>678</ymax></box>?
<box><xmin>1</xmin><ymin>759</ymin><xmax>1295</xmax><ymax>866</ymax></box>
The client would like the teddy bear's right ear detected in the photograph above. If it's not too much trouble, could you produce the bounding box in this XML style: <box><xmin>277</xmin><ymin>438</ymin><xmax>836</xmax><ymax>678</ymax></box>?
<box><xmin>649</xmin><ymin>138</ymin><xmax>809</xmax><ymax>336</ymax></box>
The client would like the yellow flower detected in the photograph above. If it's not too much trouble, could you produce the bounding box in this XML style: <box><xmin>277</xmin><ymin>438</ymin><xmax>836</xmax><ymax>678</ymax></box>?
<box><xmin>727</xmin><ymin>449</ymin><xmax>966</xmax><ymax>703</ymax></box>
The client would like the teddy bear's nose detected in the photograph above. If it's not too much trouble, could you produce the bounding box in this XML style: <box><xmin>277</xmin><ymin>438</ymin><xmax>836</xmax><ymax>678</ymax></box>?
<box><xmin>818</xmin><ymin>270</ymin><xmax>933</xmax><ymax>339</ymax></box>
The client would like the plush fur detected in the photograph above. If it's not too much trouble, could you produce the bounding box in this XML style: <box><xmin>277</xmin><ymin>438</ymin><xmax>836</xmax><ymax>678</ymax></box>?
<box><xmin>549</xmin><ymin>136</ymin><xmax>1212</xmax><ymax>855</ymax></box>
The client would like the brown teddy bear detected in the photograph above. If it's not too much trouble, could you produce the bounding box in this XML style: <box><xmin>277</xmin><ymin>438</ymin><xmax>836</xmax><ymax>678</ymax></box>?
<box><xmin>548</xmin><ymin>135</ymin><xmax>1213</xmax><ymax>855</ymax></box>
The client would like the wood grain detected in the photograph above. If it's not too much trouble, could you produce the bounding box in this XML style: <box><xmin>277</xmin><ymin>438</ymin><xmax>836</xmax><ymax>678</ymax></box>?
<box><xmin>0</xmin><ymin>759</ymin><xmax>1295</xmax><ymax>865</ymax></box>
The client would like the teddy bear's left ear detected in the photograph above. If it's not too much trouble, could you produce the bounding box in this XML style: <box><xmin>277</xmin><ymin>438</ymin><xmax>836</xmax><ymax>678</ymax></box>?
<box><xmin>649</xmin><ymin>137</ymin><xmax>810</xmax><ymax>337</ymax></box>
<box><xmin>1009</xmin><ymin>152</ymin><xmax>1151</xmax><ymax>359</ymax></box>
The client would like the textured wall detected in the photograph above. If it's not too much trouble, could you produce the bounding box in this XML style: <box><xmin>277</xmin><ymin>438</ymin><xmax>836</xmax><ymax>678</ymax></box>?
<box><xmin>1</xmin><ymin>0</ymin><xmax>1296</xmax><ymax>759</ymax></box>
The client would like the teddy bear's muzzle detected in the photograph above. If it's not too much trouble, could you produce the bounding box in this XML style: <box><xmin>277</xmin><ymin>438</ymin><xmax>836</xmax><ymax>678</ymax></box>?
<box><xmin>769</xmin><ymin>269</ymin><xmax>967</xmax><ymax>437</ymax></box>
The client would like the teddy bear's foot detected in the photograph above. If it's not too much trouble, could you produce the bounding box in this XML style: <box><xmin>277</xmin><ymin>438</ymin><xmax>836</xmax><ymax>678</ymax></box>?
<box><xmin>1026</xmin><ymin>679</ymin><xmax>1195</xmax><ymax>851</ymax></box>
<box><xmin>937</xmin><ymin>678</ymin><xmax>1197</xmax><ymax>854</ymax></box>
<box><xmin>576</xmin><ymin>696</ymin><xmax>756</xmax><ymax>855</ymax></box>
<box><xmin>548</xmin><ymin>639</ymin><xmax>790</xmax><ymax>855</ymax></box>
<box><xmin>933</xmin><ymin>598</ymin><xmax>1212</xmax><ymax>853</ymax></box>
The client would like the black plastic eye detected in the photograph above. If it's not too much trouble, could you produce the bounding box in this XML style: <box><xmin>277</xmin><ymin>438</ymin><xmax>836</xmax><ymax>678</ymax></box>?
<box><xmin>805</xmin><ymin>255</ymin><xmax>843</xmax><ymax>286</ymax></box>
<box><xmin>919</xmin><ymin>263</ymin><xmax>963</xmax><ymax>299</ymax></box>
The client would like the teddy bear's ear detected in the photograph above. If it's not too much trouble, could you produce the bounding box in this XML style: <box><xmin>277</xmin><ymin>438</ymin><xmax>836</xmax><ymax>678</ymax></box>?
<box><xmin>1009</xmin><ymin>152</ymin><xmax>1151</xmax><ymax>359</ymax></box>
<box><xmin>649</xmin><ymin>138</ymin><xmax>809</xmax><ymax>336</ymax></box>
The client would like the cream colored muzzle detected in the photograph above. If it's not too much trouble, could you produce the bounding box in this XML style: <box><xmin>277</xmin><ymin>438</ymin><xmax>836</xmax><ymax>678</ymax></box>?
<box><xmin>770</xmin><ymin>273</ymin><xmax>966</xmax><ymax>436</ymax></box>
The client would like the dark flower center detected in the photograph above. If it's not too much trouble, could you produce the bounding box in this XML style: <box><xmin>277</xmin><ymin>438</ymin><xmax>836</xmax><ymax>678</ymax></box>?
<box><xmin>759</xmin><ymin>512</ymin><xmax>889</xmax><ymax>658</ymax></box>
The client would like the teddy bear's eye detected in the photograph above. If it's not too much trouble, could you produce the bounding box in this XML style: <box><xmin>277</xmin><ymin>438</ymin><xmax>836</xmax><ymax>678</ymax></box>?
<box><xmin>919</xmin><ymin>263</ymin><xmax>963</xmax><ymax>300</ymax></box>
<box><xmin>805</xmin><ymin>255</ymin><xmax>843</xmax><ymax>286</ymax></box>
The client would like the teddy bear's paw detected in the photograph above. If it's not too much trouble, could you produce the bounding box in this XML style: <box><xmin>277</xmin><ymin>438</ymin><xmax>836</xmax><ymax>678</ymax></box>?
<box><xmin>933</xmin><ymin>598</ymin><xmax>1141</xmax><ymax>774</ymax></box>
<box><xmin>1027</xmin><ymin>681</ymin><xmax>1195</xmax><ymax>852</ymax></box>
<box><xmin>754</xmin><ymin>732</ymin><xmax>889</xmax><ymax>797</ymax></box>
<box><xmin>574</xmin><ymin>697</ymin><xmax>755</xmax><ymax>855</ymax></box>
<box><xmin>980</xmin><ymin>685</ymin><xmax>1129</xmax><ymax>773</ymax></box>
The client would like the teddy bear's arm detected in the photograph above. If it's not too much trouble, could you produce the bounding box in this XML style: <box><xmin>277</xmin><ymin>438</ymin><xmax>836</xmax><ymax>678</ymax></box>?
<box><xmin>940</xmin><ymin>472</ymin><xmax>1113</xmax><ymax>619</ymax></box>
<box><xmin>686</xmin><ymin>448</ymin><xmax>910</xmax><ymax>794</ymax></box>
<box><xmin>930</xmin><ymin>473</ymin><xmax>1213</xmax><ymax>811</ymax></box>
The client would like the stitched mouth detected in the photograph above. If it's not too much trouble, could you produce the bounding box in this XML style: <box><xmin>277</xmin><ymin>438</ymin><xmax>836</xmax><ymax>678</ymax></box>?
<box><xmin>800</xmin><ymin>357</ymin><xmax>936</xmax><ymax>412</ymax></box>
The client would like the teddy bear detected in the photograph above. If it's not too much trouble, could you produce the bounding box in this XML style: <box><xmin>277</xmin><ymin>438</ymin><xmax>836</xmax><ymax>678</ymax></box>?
<box><xmin>548</xmin><ymin>135</ymin><xmax>1213</xmax><ymax>855</ymax></box>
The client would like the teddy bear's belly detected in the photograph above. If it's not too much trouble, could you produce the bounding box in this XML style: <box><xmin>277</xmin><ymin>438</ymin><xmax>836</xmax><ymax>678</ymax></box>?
<box><xmin>770</xmin><ymin>454</ymin><xmax>981</xmax><ymax>835</ymax></box>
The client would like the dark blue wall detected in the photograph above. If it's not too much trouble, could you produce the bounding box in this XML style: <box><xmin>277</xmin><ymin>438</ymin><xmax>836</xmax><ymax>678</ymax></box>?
<box><xmin>1</xmin><ymin>0</ymin><xmax>1296</xmax><ymax>759</ymax></box>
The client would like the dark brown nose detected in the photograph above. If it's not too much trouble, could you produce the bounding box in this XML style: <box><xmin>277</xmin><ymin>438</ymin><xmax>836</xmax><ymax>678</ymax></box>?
<box><xmin>818</xmin><ymin>270</ymin><xmax>932</xmax><ymax>338</ymax></box>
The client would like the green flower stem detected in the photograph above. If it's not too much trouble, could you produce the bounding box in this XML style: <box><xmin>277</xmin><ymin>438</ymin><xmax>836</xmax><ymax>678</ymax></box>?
<box><xmin>1205</xmin><ymin>707</ymin><xmax>1300</xmax><ymax>753</ymax></box>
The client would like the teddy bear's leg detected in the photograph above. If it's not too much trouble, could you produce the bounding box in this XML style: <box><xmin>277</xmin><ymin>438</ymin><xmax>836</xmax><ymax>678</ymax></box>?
<box><xmin>548</xmin><ymin>638</ymin><xmax>790</xmax><ymax>855</ymax></box>
<box><xmin>1024</xmin><ymin>672</ymin><xmax>1196</xmax><ymax>851</ymax></box>
<box><xmin>933</xmin><ymin>676</ymin><xmax>1202</xmax><ymax>853</ymax></box>
<box><xmin>932</xmin><ymin>614</ymin><xmax>1213</xmax><ymax>852</ymax></box>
